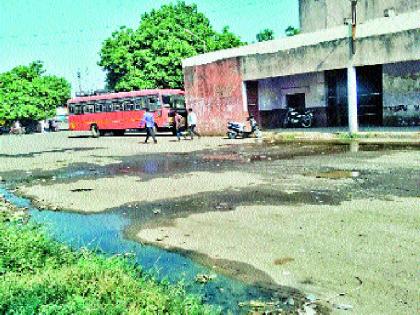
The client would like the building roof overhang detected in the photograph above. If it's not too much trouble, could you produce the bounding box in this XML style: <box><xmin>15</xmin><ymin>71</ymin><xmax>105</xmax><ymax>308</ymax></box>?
<box><xmin>182</xmin><ymin>10</ymin><xmax>420</xmax><ymax>69</ymax></box>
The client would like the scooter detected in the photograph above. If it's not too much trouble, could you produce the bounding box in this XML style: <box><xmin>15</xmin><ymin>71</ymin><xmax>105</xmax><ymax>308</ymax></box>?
<box><xmin>283</xmin><ymin>107</ymin><xmax>313</xmax><ymax>128</ymax></box>
<box><xmin>227</xmin><ymin>116</ymin><xmax>262</xmax><ymax>139</ymax></box>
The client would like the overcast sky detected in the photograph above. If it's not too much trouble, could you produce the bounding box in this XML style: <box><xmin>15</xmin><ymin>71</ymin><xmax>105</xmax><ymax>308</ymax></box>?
<box><xmin>0</xmin><ymin>0</ymin><xmax>299</xmax><ymax>94</ymax></box>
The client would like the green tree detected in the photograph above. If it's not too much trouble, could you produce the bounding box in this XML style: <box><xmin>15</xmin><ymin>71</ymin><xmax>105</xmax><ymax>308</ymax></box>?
<box><xmin>256</xmin><ymin>29</ymin><xmax>275</xmax><ymax>42</ymax></box>
<box><xmin>285</xmin><ymin>26</ymin><xmax>301</xmax><ymax>37</ymax></box>
<box><xmin>0</xmin><ymin>61</ymin><xmax>71</xmax><ymax>123</ymax></box>
<box><xmin>99</xmin><ymin>1</ymin><xmax>244</xmax><ymax>91</ymax></box>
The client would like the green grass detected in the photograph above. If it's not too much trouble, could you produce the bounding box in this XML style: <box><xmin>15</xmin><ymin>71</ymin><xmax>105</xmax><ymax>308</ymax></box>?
<box><xmin>337</xmin><ymin>132</ymin><xmax>364</xmax><ymax>140</ymax></box>
<box><xmin>0</xmin><ymin>210</ymin><xmax>216</xmax><ymax>315</ymax></box>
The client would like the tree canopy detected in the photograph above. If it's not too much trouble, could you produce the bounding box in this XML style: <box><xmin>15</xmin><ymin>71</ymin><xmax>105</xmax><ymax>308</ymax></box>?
<box><xmin>99</xmin><ymin>1</ymin><xmax>244</xmax><ymax>91</ymax></box>
<box><xmin>0</xmin><ymin>61</ymin><xmax>71</xmax><ymax>123</ymax></box>
<box><xmin>256</xmin><ymin>29</ymin><xmax>275</xmax><ymax>42</ymax></box>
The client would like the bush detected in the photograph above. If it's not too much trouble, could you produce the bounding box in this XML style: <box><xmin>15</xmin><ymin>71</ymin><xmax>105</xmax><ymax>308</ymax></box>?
<box><xmin>0</xmin><ymin>220</ymin><xmax>215</xmax><ymax>314</ymax></box>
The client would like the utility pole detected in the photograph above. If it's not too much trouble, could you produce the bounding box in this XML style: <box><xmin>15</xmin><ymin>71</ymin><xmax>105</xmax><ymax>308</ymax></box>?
<box><xmin>351</xmin><ymin>0</ymin><xmax>357</xmax><ymax>55</ymax></box>
<box><xmin>76</xmin><ymin>70</ymin><xmax>82</xmax><ymax>94</ymax></box>
<box><xmin>347</xmin><ymin>0</ymin><xmax>358</xmax><ymax>133</ymax></box>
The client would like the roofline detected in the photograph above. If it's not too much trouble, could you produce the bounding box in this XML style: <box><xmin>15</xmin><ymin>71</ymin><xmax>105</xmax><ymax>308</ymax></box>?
<box><xmin>68</xmin><ymin>89</ymin><xmax>184</xmax><ymax>104</ymax></box>
<box><xmin>182</xmin><ymin>10</ymin><xmax>420</xmax><ymax>68</ymax></box>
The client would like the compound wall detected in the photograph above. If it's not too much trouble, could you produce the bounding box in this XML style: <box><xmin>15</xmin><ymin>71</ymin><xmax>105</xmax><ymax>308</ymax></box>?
<box><xmin>383</xmin><ymin>61</ymin><xmax>420</xmax><ymax>126</ymax></box>
<box><xmin>183</xmin><ymin>57</ymin><xmax>248</xmax><ymax>135</ymax></box>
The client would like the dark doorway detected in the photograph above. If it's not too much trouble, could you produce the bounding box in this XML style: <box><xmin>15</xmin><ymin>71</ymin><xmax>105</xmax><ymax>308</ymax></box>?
<box><xmin>246</xmin><ymin>81</ymin><xmax>261</xmax><ymax>125</ymax></box>
<box><xmin>356</xmin><ymin>65</ymin><xmax>383</xmax><ymax>126</ymax></box>
<box><xmin>326</xmin><ymin>69</ymin><xmax>348</xmax><ymax>127</ymax></box>
<box><xmin>326</xmin><ymin>66</ymin><xmax>383</xmax><ymax>127</ymax></box>
<box><xmin>286</xmin><ymin>93</ymin><xmax>306</xmax><ymax>112</ymax></box>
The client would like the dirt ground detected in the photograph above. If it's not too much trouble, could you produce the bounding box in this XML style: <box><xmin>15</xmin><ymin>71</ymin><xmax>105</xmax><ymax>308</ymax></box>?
<box><xmin>1</xmin><ymin>131</ymin><xmax>419</xmax><ymax>314</ymax></box>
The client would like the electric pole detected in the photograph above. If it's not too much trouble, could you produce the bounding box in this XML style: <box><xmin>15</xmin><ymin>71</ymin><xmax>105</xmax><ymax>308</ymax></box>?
<box><xmin>76</xmin><ymin>70</ymin><xmax>82</xmax><ymax>93</ymax></box>
<box><xmin>351</xmin><ymin>0</ymin><xmax>358</xmax><ymax>55</ymax></box>
<box><xmin>348</xmin><ymin>0</ymin><xmax>359</xmax><ymax>133</ymax></box>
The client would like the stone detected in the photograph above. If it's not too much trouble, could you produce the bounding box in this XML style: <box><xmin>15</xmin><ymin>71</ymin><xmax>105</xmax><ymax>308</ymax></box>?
<box><xmin>306</xmin><ymin>294</ymin><xmax>317</xmax><ymax>302</ymax></box>
<box><xmin>286</xmin><ymin>297</ymin><xmax>295</xmax><ymax>306</ymax></box>
<box><xmin>195</xmin><ymin>273</ymin><xmax>217</xmax><ymax>283</ymax></box>
<box><xmin>333</xmin><ymin>303</ymin><xmax>353</xmax><ymax>311</ymax></box>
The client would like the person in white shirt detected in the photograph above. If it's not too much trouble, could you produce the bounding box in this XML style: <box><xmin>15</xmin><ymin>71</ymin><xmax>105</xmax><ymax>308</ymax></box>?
<box><xmin>187</xmin><ymin>108</ymin><xmax>201</xmax><ymax>139</ymax></box>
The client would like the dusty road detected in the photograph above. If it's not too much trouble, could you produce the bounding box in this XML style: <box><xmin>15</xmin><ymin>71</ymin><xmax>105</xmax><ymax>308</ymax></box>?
<box><xmin>1</xmin><ymin>131</ymin><xmax>419</xmax><ymax>314</ymax></box>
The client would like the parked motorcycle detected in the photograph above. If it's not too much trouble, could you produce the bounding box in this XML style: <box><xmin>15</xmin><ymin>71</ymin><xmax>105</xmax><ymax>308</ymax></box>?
<box><xmin>227</xmin><ymin>116</ymin><xmax>262</xmax><ymax>139</ymax></box>
<box><xmin>283</xmin><ymin>107</ymin><xmax>313</xmax><ymax>128</ymax></box>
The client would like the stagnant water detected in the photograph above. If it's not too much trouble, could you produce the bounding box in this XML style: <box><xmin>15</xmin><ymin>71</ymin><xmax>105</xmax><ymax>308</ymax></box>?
<box><xmin>1</xmin><ymin>187</ymin><xmax>296</xmax><ymax>313</ymax></box>
<box><xmin>2</xmin><ymin>142</ymin><xmax>419</xmax><ymax>312</ymax></box>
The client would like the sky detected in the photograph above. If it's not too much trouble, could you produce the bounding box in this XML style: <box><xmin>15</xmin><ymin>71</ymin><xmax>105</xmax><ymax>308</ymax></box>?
<box><xmin>0</xmin><ymin>0</ymin><xmax>299</xmax><ymax>95</ymax></box>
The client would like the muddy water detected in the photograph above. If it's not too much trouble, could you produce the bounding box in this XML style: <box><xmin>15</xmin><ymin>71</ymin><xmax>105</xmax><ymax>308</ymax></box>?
<box><xmin>0</xmin><ymin>187</ymin><xmax>301</xmax><ymax>314</ymax></box>
<box><xmin>1</xmin><ymin>142</ymin><xmax>419</xmax><ymax>313</ymax></box>
<box><xmin>0</xmin><ymin>142</ymin><xmax>348</xmax><ymax>186</ymax></box>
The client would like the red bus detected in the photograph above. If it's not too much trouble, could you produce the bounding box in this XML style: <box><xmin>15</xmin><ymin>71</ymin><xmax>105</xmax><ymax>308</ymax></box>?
<box><xmin>67</xmin><ymin>89</ymin><xmax>185</xmax><ymax>137</ymax></box>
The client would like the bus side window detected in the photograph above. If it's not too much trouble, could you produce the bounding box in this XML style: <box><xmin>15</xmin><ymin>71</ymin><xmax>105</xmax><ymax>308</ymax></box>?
<box><xmin>69</xmin><ymin>105</ymin><xmax>74</xmax><ymax>114</ymax></box>
<box><xmin>147</xmin><ymin>95</ymin><xmax>160</xmax><ymax>111</ymax></box>
<box><xmin>105</xmin><ymin>103</ymin><xmax>113</xmax><ymax>112</ymax></box>
<box><xmin>82</xmin><ymin>103</ymin><xmax>93</xmax><ymax>114</ymax></box>
<box><xmin>75</xmin><ymin>105</ymin><xmax>82</xmax><ymax>114</ymax></box>
<box><xmin>124</xmin><ymin>102</ymin><xmax>134</xmax><ymax>111</ymax></box>
<box><xmin>134</xmin><ymin>97</ymin><xmax>146</xmax><ymax>110</ymax></box>
<box><xmin>162</xmin><ymin>95</ymin><xmax>171</xmax><ymax>106</ymax></box>
<box><xmin>113</xmin><ymin>103</ymin><xmax>121</xmax><ymax>111</ymax></box>
<box><xmin>95</xmin><ymin>104</ymin><xmax>102</xmax><ymax>112</ymax></box>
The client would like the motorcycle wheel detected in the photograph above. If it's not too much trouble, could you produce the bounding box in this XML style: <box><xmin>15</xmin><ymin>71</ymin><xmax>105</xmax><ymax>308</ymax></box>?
<box><xmin>301</xmin><ymin>116</ymin><xmax>312</xmax><ymax>128</ymax></box>
<box><xmin>254</xmin><ymin>129</ymin><xmax>262</xmax><ymax>138</ymax></box>
<box><xmin>227</xmin><ymin>132</ymin><xmax>236</xmax><ymax>139</ymax></box>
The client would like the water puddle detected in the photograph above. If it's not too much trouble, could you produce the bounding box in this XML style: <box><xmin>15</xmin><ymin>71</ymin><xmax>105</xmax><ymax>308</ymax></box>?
<box><xmin>26</xmin><ymin>143</ymin><xmax>420</xmax><ymax>185</ymax></box>
<box><xmin>0</xmin><ymin>187</ymin><xmax>303</xmax><ymax>314</ymax></box>
<box><xmin>308</xmin><ymin>170</ymin><xmax>361</xmax><ymax>180</ymax></box>
<box><xmin>0</xmin><ymin>147</ymin><xmax>102</xmax><ymax>158</ymax></box>
<box><xmin>1</xmin><ymin>141</ymin><xmax>419</xmax><ymax>312</ymax></box>
<box><xmin>0</xmin><ymin>143</ymin><xmax>350</xmax><ymax>187</ymax></box>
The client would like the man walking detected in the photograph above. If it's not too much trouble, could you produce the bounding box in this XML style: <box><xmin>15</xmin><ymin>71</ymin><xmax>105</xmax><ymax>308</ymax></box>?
<box><xmin>141</xmin><ymin>108</ymin><xmax>157</xmax><ymax>144</ymax></box>
<box><xmin>174</xmin><ymin>111</ymin><xmax>184</xmax><ymax>141</ymax></box>
<box><xmin>187</xmin><ymin>108</ymin><xmax>201</xmax><ymax>139</ymax></box>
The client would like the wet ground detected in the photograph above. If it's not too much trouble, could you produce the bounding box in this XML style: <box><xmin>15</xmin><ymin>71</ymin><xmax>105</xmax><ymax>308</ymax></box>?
<box><xmin>1</xmin><ymin>132</ymin><xmax>419</xmax><ymax>314</ymax></box>
<box><xmin>0</xmin><ymin>188</ymin><xmax>303</xmax><ymax>314</ymax></box>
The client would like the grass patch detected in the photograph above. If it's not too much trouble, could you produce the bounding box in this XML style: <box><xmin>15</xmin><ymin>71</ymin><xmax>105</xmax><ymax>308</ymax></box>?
<box><xmin>0</xmin><ymin>207</ymin><xmax>216</xmax><ymax>314</ymax></box>
<box><xmin>337</xmin><ymin>132</ymin><xmax>364</xmax><ymax>140</ymax></box>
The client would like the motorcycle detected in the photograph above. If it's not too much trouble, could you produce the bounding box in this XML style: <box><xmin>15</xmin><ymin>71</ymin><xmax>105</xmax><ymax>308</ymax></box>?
<box><xmin>227</xmin><ymin>116</ymin><xmax>262</xmax><ymax>139</ymax></box>
<box><xmin>283</xmin><ymin>107</ymin><xmax>313</xmax><ymax>128</ymax></box>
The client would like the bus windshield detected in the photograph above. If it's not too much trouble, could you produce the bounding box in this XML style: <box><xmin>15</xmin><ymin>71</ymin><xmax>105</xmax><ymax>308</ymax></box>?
<box><xmin>162</xmin><ymin>95</ymin><xmax>185</xmax><ymax>109</ymax></box>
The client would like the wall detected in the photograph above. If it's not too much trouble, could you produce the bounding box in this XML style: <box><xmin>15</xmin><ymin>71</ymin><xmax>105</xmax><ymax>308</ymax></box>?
<box><xmin>258</xmin><ymin>72</ymin><xmax>327</xmax><ymax>128</ymax></box>
<box><xmin>259</xmin><ymin>72</ymin><xmax>325</xmax><ymax>110</ymax></box>
<box><xmin>383</xmin><ymin>61</ymin><xmax>420</xmax><ymax>126</ymax></box>
<box><xmin>241</xmin><ymin>28</ymin><xmax>420</xmax><ymax>82</ymax></box>
<box><xmin>183</xmin><ymin>58</ymin><xmax>248</xmax><ymax>135</ymax></box>
<box><xmin>300</xmin><ymin>0</ymin><xmax>420</xmax><ymax>33</ymax></box>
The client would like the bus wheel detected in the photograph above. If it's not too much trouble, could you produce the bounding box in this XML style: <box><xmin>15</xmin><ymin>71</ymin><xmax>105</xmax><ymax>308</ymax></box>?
<box><xmin>90</xmin><ymin>125</ymin><xmax>100</xmax><ymax>138</ymax></box>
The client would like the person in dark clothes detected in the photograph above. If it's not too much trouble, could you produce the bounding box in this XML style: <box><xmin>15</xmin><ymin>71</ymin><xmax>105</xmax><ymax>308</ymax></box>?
<box><xmin>174</xmin><ymin>111</ymin><xmax>185</xmax><ymax>141</ymax></box>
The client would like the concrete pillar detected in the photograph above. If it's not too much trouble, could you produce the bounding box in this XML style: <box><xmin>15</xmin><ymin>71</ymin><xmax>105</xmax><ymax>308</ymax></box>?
<box><xmin>241</xmin><ymin>81</ymin><xmax>248</xmax><ymax>112</ymax></box>
<box><xmin>347</xmin><ymin>66</ymin><xmax>358</xmax><ymax>133</ymax></box>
